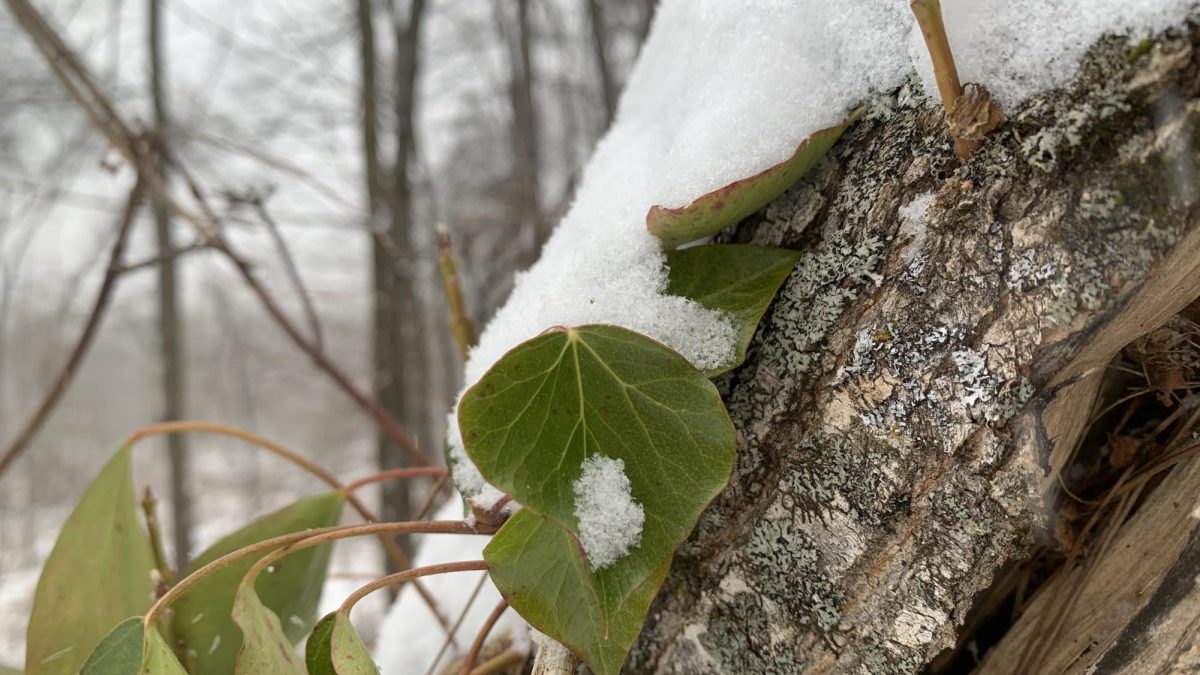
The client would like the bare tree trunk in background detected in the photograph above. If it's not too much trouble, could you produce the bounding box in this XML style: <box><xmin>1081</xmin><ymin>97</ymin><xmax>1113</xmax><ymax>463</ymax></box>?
<box><xmin>369</xmin><ymin>0</ymin><xmax>428</xmax><ymax>560</ymax></box>
<box><xmin>507</xmin><ymin>0</ymin><xmax>543</xmax><ymax>258</ymax></box>
<box><xmin>586</xmin><ymin>0</ymin><xmax>617</xmax><ymax>128</ymax></box>
<box><xmin>638</xmin><ymin>0</ymin><xmax>656</xmax><ymax>46</ymax></box>
<box><xmin>149</xmin><ymin>0</ymin><xmax>191</xmax><ymax>572</ymax></box>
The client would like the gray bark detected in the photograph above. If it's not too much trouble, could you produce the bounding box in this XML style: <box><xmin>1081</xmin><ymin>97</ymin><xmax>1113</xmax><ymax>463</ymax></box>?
<box><xmin>630</xmin><ymin>23</ymin><xmax>1200</xmax><ymax>675</ymax></box>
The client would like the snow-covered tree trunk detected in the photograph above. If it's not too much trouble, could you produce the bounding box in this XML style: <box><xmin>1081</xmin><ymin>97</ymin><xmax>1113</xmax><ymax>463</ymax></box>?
<box><xmin>630</xmin><ymin>25</ymin><xmax>1200</xmax><ymax>674</ymax></box>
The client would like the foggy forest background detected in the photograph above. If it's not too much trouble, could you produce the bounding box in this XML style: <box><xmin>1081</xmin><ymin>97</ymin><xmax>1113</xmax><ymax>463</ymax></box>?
<box><xmin>0</xmin><ymin>0</ymin><xmax>653</xmax><ymax>660</ymax></box>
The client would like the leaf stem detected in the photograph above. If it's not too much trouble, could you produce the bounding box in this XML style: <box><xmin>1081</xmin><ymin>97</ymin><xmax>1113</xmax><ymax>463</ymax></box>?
<box><xmin>128</xmin><ymin>421</ymin><xmax>456</xmax><ymax>631</ymax></box>
<box><xmin>344</xmin><ymin>466</ymin><xmax>448</xmax><ymax>494</ymax></box>
<box><xmin>338</xmin><ymin>560</ymin><xmax>488</xmax><ymax>614</ymax></box>
<box><xmin>469</xmin><ymin>649</ymin><xmax>526</xmax><ymax>675</ymax></box>
<box><xmin>145</xmin><ymin>520</ymin><xmax>490</xmax><ymax>627</ymax></box>
<box><xmin>459</xmin><ymin>599</ymin><xmax>510</xmax><ymax>675</ymax></box>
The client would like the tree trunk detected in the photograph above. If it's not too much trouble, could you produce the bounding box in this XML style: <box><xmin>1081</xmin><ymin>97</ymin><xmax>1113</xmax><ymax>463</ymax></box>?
<box><xmin>586</xmin><ymin>0</ymin><xmax>617</xmax><ymax>129</ymax></box>
<box><xmin>506</xmin><ymin>0</ymin><xmax>543</xmax><ymax>257</ymax></box>
<box><xmin>148</xmin><ymin>0</ymin><xmax>191</xmax><ymax>572</ymax></box>
<box><xmin>629</xmin><ymin>24</ymin><xmax>1200</xmax><ymax>675</ymax></box>
<box><xmin>372</xmin><ymin>0</ymin><xmax>428</xmax><ymax>555</ymax></box>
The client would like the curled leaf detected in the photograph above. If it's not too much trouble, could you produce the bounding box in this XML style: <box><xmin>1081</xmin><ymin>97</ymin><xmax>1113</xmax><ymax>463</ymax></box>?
<box><xmin>647</xmin><ymin>114</ymin><xmax>857</xmax><ymax>249</ymax></box>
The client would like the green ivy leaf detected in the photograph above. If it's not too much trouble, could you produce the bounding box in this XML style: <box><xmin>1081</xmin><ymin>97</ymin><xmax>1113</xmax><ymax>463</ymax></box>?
<box><xmin>303</xmin><ymin>613</ymin><xmax>337</xmax><ymax>675</ymax></box>
<box><xmin>646</xmin><ymin>114</ymin><xmax>857</xmax><ymax>249</ymax></box>
<box><xmin>231</xmin><ymin>582</ymin><xmax>306</xmax><ymax>674</ymax></box>
<box><xmin>141</xmin><ymin>626</ymin><xmax>188</xmax><ymax>674</ymax></box>
<box><xmin>331</xmin><ymin>613</ymin><xmax>377</xmax><ymax>674</ymax></box>
<box><xmin>26</xmin><ymin>444</ymin><xmax>155</xmax><ymax>675</ymax></box>
<box><xmin>171</xmin><ymin>492</ymin><xmax>344</xmax><ymax>673</ymax></box>
<box><xmin>80</xmin><ymin>617</ymin><xmax>143</xmax><ymax>675</ymax></box>
<box><xmin>665</xmin><ymin>244</ymin><xmax>802</xmax><ymax>375</ymax></box>
<box><xmin>461</xmin><ymin>325</ymin><xmax>735</xmax><ymax>674</ymax></box>
<box><xmin>485</xmin><ymin>510</ymin><xmax>664</xmax><ymax>674</ymax></box>
<box><xmin>303</xmin><ymin>612</ymin><xmax>377</xmax><ymax>675</ymax></box>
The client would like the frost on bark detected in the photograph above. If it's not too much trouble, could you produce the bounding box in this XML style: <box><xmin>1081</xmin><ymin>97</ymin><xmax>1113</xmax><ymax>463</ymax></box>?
<box><xmin>629</xmin><ymin>23</ymin><xmax>1200</xmax><ymax>675</ymax></box>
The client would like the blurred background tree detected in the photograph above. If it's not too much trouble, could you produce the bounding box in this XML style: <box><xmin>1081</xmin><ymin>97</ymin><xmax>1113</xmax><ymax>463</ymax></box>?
<box><xmin>0</xmin><ymin>0</ymin><xmax>654</xmax><ymax>658</ymax></box>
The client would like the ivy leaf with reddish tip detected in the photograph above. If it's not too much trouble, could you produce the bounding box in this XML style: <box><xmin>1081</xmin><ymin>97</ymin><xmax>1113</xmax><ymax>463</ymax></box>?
<box><xmin>647</xmin><ymin>114</ymin><xmax>858</xmax><ymax>249</ymax></box>
<box><xmin>460</xmin><ymin>325</ymin><xmax>735</xmax><ymax>675</ymax></box>
<box><xmin>305</xmin><ymin>612</ymin><xmax>378</xmax><ymax>675</ymax></box>
<box><xmin>665</xmin><ymin>244</ymin><xmax>802</xmax><ymax>376</ymax></box>
<box><xmin>25</xmin><ymin>444</ymin><xmax>155</xmax><ymax>675</ymax></box>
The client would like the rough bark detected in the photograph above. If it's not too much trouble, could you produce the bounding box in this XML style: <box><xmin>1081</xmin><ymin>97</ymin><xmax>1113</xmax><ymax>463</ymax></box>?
<box><xmin>630</xmin><ymin>22</ymin><xmax>1200</xmax><ymax>675</ymax></box>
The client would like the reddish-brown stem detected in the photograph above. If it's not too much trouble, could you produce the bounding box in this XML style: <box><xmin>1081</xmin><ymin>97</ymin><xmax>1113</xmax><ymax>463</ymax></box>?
<box><xmin>468</xmin><ymin>649</ymin><xmax>526</xmax><ymax>675</ymax></box>
<box><xmin>146</xmin><ymin>519</ymin><xmax>490</xmax><ymax>626</ymax></box>
<box><xmin>423</xmin><ymin>574</ymin><xmax>489</xmax><ymax>675</ymax></box>
<box><xmin>415</xmin><ymin>473</ymin><xmax>451</xmax><ymax>520</ymax></box>
<box><xmin>0</xmin><ymin>181</ymin><xmax>143</xmax><ymax>476</ymax></box>
<box><xmin>209</xmin><ymin>233</ymin><xmax>432</xmax><ymax>468</ymax></box>
<box><xmin>339</xmin><ymin>560</ymin><xmax>488</xmax><ymax>613</ymax></box>
<box><xmin>345</xmin><ymin>466</ymin><xmax>448</xmax><ymax>494</ymax></box>
<box><xmin>126</xmin><ymin>421</ymin><xmax>451</xmax><ymax>631</ymax></box>
<box><xmin>460</xmin><ymin>598</ymin><xmax>510</xmax><ymax>675</ymax></box>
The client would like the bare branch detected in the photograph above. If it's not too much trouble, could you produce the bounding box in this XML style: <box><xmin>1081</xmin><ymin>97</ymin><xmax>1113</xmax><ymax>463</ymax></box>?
<box><xmin>3</xmin><ymin>0</ymin><xmax>436</xmax><ymax>469</ymax></box>
<box><xmin>250</xmin><ymin>196</ymin><xmax>326</xmax><ymax>352</ymax></box>
<box><xmin>0</xmin><ymin>181</ymin><xmax>143</xmax><ymax>475</ymax></box>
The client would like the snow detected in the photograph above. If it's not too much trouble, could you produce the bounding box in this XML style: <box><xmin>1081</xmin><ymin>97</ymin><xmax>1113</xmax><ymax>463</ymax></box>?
<box><xmin>445</xmin><ymin>0</ymin><xmax>1196</xmax><ymax>505</ymax></box>
<box><xmin>373</xmin><ymin>497</ymin><xmax>525</xmax><ymax>674</ymax></box>
<box><xmin>572</xmin><ymin>456</ymin><xmax>645</xmax><ymax>570</ymax></box>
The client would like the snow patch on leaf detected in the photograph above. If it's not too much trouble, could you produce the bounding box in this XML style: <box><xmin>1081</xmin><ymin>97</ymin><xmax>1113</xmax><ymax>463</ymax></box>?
<box><xmin>572</xmin><ymin>456</ymin><xmax>645</xmax><ymax>570</ymax></box>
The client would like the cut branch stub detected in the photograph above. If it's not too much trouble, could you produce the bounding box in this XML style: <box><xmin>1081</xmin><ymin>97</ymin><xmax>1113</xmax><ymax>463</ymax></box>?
<box><xmin>459</xmin><ymin>325</ymin><xmax>735</xmax><ymax>674</ymax></box>
<box><xmin>646</xmin><ymin>115</ymin><xmax>857</xmax><ymax>249</ymax></box>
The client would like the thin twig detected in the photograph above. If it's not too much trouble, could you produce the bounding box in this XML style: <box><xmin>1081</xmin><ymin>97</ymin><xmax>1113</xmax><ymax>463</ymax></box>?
<box><xmin>338</xmin><ymin>560</ymin><xmax>488</xmax><ymax>612</ymax></box>
<box><xmin>145</xmin><ymin>519</ymin><xmax>493</xmax><ymax>626</ymax></box>
<box><xmin>344</xmin><ymin>466</ymin><xmax>448</xmax><ymax>494</ymax></box>
<box><xmin>436</xmin><ymin>223</ymin><xmax>476</xmax><ymax>361</ymax></box>
<box><xmin>460</xmin><ymin>599</ymin><xmax>510</xmax><ymax>675</ymax></box>
<box><xmin>423</xmin><ymin>574</ymin><xmax>489</xmax><ymax>675</ymax></box>
<box><xmin>209</xmin><ymin>232</ymin><xmax>431</xmax><ymax>467</ymax></box>
<box><xmin>115</xmin><ymin>241</ymin><xmax>211</xmax><ymax>274</ymax></box>
<box><xmin>415</xmin><ymin>473</ymin><xmax>451</xmax><ymax>520</ymax></box>
<box><xmin>469</xmin><ymin>649</ymin><xmax>526</xmax><ymax>675</ymax></box>
<box><xmin>141</xmin><ymin>486</ymin><xmax>176</xmax><ymax>587</ymax></box>
<box><xmin>4</xmin><ymin>0</ymin><xmax>435</xmax><ymax>470</ymax></box>
<box><xmin>127</xmin><ymin>421</ymin><xmax>453</xmax><ymax>632</ymax></box>
<box><xmin>0</xmin><ymin>181</ymin><xmax>143</xmax><ymax>475</ymax></box>
<box><xmin>250</xmin><ymin>197</ymin><xmax>325</xmax><ymax>352</ymax></box>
